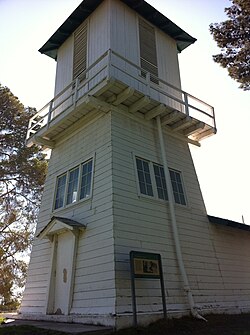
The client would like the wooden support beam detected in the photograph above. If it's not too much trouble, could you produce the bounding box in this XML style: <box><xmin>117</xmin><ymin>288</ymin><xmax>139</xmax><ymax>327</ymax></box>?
<box><xmin>106</xmin><ymin>94</ymin><xmax>116</xmax><ymax>104</ymax></box>
<box><xmin>145</xmin><ymin>104</ymin><xmax>166</xmax><ymax>120</ymax></box>
<box><xmin>171</xmin><ymin>116</ymin><xmax>192</xmax><ymax>132</ymax></box>
<box><xmin>183</xmin><ymin>122</ymin><xmax>205</xmax><ymax>136</ymax></box>
<box><xmin>192</xmin><ymin>127</ymin><xmax>217</xmax><ymax>141</ymax></box>
<box><xmin>94</xmin><ymin>78</ymin><xmax>116</xmax><ymax>97</ymax></box>
<box><xmin>85</xmin><ymin>95</ymin><xmax>111</xmax><ymax>112</ymax></box>
<box><xmin>112</xmin><ymin>87</ymin><xmax>135</xmax><ymax>106</ymax></box>
<box><xmin>33</xmin><ymin>136</ymin><xmax>55</xmax><ymax>148</ymax></box>
<box><xmin>161</xmin><ymin>111</ymin><xmax>179</xmax><ymax>125</ymax></box>
<box><xmin>129</xmin><ymin>96</ymin><xmax>150</xmax><ymax>113</ymax></box>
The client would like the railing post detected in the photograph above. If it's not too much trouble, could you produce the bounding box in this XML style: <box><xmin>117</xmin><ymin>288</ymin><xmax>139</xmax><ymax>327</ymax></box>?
<box><xmin>74</xmin><ymin>78</ymin><xmax>79</xmax><ymax>107</ymax></box>
<box><xmin>212</xmin><ymin>106</ymin><xmax>216</xmax><ymax>130</ymax></box>
<box><xmin>26</xmin><ymin>119</ymin><xmax>32</xmax><ymax>140</ymax></box>
<box><xmin>47</xmin><ymin>100</ymin><xmax>53</xmax><ymax>128</ymax></box>
<box><xmin>107</xmin><ymin>49</ymin><xmax>112</xmax><ymax>79</ymax></box>
<box><xmin>183</xmin><ymin>92</ymin><xmax>189</xmax><ymax>116</ymax></box>
<box><xmin>146</xmin><ymin>72</ymin><xmax>150</xmax><ymax>96</ymax></box>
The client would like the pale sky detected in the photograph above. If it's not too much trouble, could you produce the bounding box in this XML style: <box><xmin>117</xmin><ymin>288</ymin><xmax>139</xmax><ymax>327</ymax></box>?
<box><xmin>0</xmin><ymin>0</ymin><xmax>249</xmax><ymax>224</ymax></box>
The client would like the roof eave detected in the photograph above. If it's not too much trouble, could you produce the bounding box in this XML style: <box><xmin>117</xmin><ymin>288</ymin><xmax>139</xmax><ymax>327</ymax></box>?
<box><xmin>39</xmin><ymin>0</ymin><xmax>196</xmax><ymax>59</ymax></box>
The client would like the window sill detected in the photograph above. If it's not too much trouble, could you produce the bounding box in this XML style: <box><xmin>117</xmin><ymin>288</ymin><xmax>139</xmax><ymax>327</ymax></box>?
<box><xmin>137</xmin><ymin>193</ymin><xmax>190</xmax><ymax>210</ymax></box>
<box><xmin>52</xmin><ymin>196</ymin><xmax>92</xmax><ymax>214</ymax></box>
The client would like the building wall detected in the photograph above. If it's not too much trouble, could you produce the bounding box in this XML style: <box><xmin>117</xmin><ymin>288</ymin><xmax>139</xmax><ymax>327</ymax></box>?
<box><xmin>111</xmin><ymin>110</ymin><xmax>208</xmax><ymax>317</ymax></box>
<box><xmin>22</xmin><ymin>0</ymin><xmax>250</xmax><ymax>327</ymax></box>
<box><xmin>205</xmin><ymin>223</ymin><xmax>250</xmax><ymax>313</ymax></box>
<box><xmin>54</xmin><ymin>0</ymin><xmax>110</xmax><ymax>96</ymax></box>
<box><xmin>110</xmin><ymin>0</ymin><xmax>181</xmax><ymax>87</ymax></box>
<box><xmin>110</xmin><ymin>110</ymin><xmax>250</xmax><ymax>327</ymax></box>
<box><xmin>21</xmin><ymin>111</ymin><xmax>116</xmax><ymax>317</ymax></box>
<box><xmin>21</xmin><ymin>106</ymin><xmax>250</xmax><ymax>326</ymax></box>
<box><xmin>54</xmin><ymin>0</ymin><xmax>181</xmax><ymax>102</ymax></box>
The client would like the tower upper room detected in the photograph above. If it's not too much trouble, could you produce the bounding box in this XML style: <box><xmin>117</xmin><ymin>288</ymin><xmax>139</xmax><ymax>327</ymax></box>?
<box><xmin>26</xmin><ymin>0</ymin><xmax>216</xmax><ymax>148</ymax></box>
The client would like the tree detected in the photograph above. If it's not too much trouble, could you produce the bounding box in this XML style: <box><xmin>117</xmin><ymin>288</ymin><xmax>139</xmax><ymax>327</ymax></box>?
<box><xmin>0</xmin><ymin>84</ymin><xmax>47</xmax><ymax>310</ymax></box>
<box><xmin>209</xmin><ymin>0</ymin><xmax>250</xmax><ymax>90</ymax></box>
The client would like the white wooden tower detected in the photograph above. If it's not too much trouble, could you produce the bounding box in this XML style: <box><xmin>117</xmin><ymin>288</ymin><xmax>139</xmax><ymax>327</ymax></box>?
<box><xmin>22</xmin><ymin>0</ymin><xmax>250</xmax><ymax>329</ymax></box>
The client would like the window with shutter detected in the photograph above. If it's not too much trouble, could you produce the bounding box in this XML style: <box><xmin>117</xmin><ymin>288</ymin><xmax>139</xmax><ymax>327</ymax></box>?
<box><xmin>139</xmin><ymin>18</ymin><xmax>158</xmax><ymax>83</ymax></box>
<box><xmin>73</xmin><ymin>20</ymin><xmax>87</xmax><ymax>80</ymax></box>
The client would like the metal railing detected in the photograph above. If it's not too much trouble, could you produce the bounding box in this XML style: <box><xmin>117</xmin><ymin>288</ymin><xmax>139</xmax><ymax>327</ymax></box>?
<box><xmin>26</xmin><ymin>49</ymin><xmax>216</xmax><ymax>141</ymax></box>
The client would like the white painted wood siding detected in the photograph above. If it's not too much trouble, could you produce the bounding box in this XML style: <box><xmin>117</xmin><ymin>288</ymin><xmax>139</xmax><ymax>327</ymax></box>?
<box><xmin>110</xmin><ymin>0</ymin><xmax>182</xmax><ymax>110</ymax></box>
<box><xmin>111</xmin><ymin>110</ymin><xmax>206</xmax><ymax>316</ymax></box>
<box><xmin>54</xmin><ymin>36</ymin><xmax>74</xmax><ymax>96</ymax></box>
<box><xmin>21</xmin><ymin>111</ymin><xmax>116</xmax><ymax>316</ymax></box>
<box><xmin>110</xmin><ymin>0</ymin><xmax>181</xmax><ymax>86</ymax></box>
<box><xmin>53</xmin><ymin>0</ymin><xmax>183</xmax><ymax>120</ymax></box>
<box><xmin>22</xmin><ymin>106</ymin><xmax>250</xmax><ymax>324</ymax></box>
<box><xmin>111</xmin><ymin>110</ymin><xmax>250</xmax><ymax>322</ymax></box>
<box><xmin>110</xmin><ymin>0</ymin><xmax>139</xmax><ymax>65</ymax></box>
<box><xmin>54</xmin><ymin>1</ymin><xmax>110</xmax><ymax>96</ymax></box>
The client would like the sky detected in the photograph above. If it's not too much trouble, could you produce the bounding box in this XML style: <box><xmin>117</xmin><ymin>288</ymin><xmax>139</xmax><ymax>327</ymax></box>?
<box><xmin>0</xmin><ymin>0</ymin><xmax>249</xmax><ymax>224</ymax></box>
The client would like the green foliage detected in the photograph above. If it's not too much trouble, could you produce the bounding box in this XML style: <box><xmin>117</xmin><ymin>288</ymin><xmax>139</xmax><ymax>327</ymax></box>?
<box><xmin>209</xmin><ymin>0</ymin><xmax>250</xmax><ymax>90</ymax></box>
<box><xmin>0</xmin><ymin>84</ymin><xmax>48</xmax><ymax>310</ymax></box>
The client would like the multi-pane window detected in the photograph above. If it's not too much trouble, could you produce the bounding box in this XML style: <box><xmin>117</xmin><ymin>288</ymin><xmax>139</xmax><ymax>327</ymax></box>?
<box><xmin>66</xmin><ymin>167</ymin><xmax>79</xmax><ymax>205</ymax></box>
<box><xmin>54</xmin><ymin>158</ymin><xmax>93</xmax><ymax>210</ymax></box>
<box><xmin>136</xmin><ymin>158</ymin><xmax>153</xmax><ymax>196</ymax></box>
<box><xmin>170</xmin><ymin>170</ymin><xmax>186</xmax><ymax>205</ymax></box>
<box><xmin>153</xmin><ymin>164</ymin><xmax>168</xmax><ymax>200</ymax></box>
<box><xmin>80</xmin><ymin>159</ymin><xmax>93</xmax><ymax>199</ymax></box>
<box><xmin>135</xmin><ymin>157</ymin><xmax>186</xmax><ymax>205</ymax></box>
<box><xmin>54</xmin><ymin>174</ymin><xmax>67</xmax><ymax>210</ymax></box>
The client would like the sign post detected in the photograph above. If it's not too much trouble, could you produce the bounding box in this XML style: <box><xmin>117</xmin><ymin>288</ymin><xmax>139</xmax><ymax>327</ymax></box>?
<box><xmin>130</xmin><ymin>251</ymin><xmax>167</xmax><ymax>327</ymax></box>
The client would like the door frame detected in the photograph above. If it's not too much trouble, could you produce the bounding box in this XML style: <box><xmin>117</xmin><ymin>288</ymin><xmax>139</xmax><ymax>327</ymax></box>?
<box><xmin>36</xmin><ymin>217</ymin><xmax>85</xmax><ymax>315</ymax></box>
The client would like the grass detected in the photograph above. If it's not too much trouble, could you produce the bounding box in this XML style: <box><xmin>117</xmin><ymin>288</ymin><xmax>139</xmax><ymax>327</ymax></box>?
<box><xmin>0</xmin><ymin>317</ymin><xmax>5</xmax><ymax>325</ymax></box>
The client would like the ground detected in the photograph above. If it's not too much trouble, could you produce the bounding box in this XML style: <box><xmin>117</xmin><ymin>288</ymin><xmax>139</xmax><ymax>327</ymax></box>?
<box><xmin>115</xmin><ymin>314</ymin><xmax>250</xmax><ymax>335</ymax></box>
<box><xmin>1</xmin><ymin>314</ymin><xmax>250</xmax><ymax>335</ymax></box>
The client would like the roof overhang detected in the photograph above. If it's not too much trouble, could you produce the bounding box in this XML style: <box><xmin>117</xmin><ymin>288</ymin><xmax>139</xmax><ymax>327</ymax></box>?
<box><xmin>37</xmin><ymin>216</ymin><xmax>86</xmax><ymax>241</ymax></box>
<box><xmin>208</xmin><ymin>215</ymin><xmax>250</xmax><ymax>232</ymax></box>
<box><xmin>39</xmin><ymin>0</ymin><xmax>196</xmax><ymax>59</ymax></box>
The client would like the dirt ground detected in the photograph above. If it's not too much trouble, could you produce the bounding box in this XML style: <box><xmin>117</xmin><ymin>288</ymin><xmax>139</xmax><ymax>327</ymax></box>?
<box><xmin>1</xmin><ymin>313</ymin><xmax>250</xmax><ymax>335</ymax></box>
<box><xmin>114</xmin><ymin>313</ymin><xmax>250</xmax><ymax>335</ymax></box>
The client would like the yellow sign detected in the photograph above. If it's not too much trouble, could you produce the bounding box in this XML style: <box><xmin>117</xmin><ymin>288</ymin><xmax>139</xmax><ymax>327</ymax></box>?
<box><xmin>134</xmin><ymin>258</ymin><xmax>160</xmax><ymax>277</ymax></box>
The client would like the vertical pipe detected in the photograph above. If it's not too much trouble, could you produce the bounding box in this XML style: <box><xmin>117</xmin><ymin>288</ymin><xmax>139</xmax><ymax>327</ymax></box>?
<box><xmin>130</xmin><ymin>252</ymin><xmax>137</xmax><ymax>328</ymax></box>
<box><xmin>156</xmin><ymin>116</ymin><xmax>206</xmax><ymax>321</ymax></box>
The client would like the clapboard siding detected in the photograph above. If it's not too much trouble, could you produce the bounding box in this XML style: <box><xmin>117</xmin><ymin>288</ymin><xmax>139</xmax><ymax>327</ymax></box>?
<box><xmin>54</xmin><ymin>0</ymin><xmax>181</xmax><ymax>106</ymax></box>
<box><xmin>110</xmin><ymin>0</ymin><xmax>181</xmax><ymax>93</ymax></box>
<box><xmin>22</xmin><ymin>0</ymin><xmax>250</xmax><ymax>325</ymax></box>
<box><xmin>21</xmin><ymin>111</ymin><xmax>115</xmax><ymax>315</ymax></box>
<box><xmin>110</xmin><ymin>0</ymin><xmax>138</xmax><ymax>64</ymax></box>
<box><xmin>110</xmin><ymin>110</ymin><xmax>227</xmax><ymax>316</ymax></box>
<box><xmin>88</xmin><ymin>1</ymin><xmax>109</xmax><ymax>65</ymax></box>
<box><xmin>54</xmin><ymin>35</ymin><xmax>74</xmax><ymax>96</ymax></box>
<box><xmin>54</xmin><ymin>1</ymin><xmax>109</xmax><ymax>94</ymax></box>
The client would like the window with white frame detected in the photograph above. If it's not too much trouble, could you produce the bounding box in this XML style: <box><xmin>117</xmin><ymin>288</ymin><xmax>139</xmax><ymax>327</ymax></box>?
<box><xmin>54</xmin><ymin>158</ymin><xmax>93</xmax><ymax>210</ymax></box>
<box><xmin>135</xmin><ymin>157</ymin><xmax>186</xmax><ymax>205</ymax></box>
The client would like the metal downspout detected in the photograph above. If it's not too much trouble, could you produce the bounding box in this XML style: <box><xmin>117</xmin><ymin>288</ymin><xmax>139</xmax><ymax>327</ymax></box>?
<box><xmin>156</xmin><ymin>116</ymin><xmax>206</xmax><ymax>321</ymax></box>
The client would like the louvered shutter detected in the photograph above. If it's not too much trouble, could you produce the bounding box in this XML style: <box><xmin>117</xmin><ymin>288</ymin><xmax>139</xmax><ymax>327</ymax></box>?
<box><xmin>139</xmin><ymin>18</ymin><xmax>158</xmax><ymax>83</ymax></box>
<box><xmin>73</xmin><ymin>21</ymin><xmax>87</xmax><ymax>80</ymax></box>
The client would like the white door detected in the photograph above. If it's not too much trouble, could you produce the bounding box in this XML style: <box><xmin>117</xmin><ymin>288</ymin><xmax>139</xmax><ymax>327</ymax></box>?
<box><xmin>54</xmin><ymin>231</ymin><xmax>74</xmax><ymax>315</ymax></box>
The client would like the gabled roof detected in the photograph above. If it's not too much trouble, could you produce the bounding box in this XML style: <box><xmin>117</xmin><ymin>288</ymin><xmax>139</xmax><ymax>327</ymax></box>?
<box><xmin>39</xmin><ymin>0</ymin><xmax>196</xmax><ymax>59</ymax></box>
<box><xmin>37</xmin><ymin>216</ymin><xmax>86</xmax><ymax>240</ymax></box>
